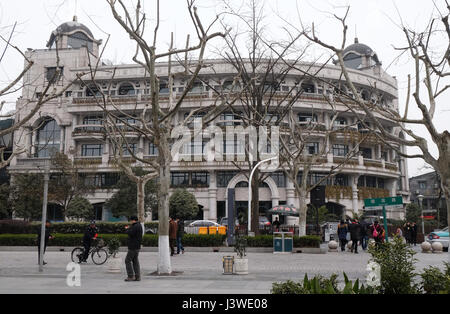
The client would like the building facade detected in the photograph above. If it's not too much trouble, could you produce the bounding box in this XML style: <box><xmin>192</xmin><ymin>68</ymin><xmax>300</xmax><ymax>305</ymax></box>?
<box><xmin>8</xmin><ymin>19</ymin><xmax>410</xmax><ymax>222</ymax></box>
<box><xmin>410</xmin><ymin>171</ymin><xmax>447</xmax><ymax>219</ymax></box>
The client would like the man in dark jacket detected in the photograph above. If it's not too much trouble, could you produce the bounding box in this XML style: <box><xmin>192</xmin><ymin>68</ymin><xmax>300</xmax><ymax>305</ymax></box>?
<box><xmin>81</xmin><ymin>221</ymin><xmax>98</xmax><ymax>263</ymax></box>
<box><xmin>348</xmin><ymin>220</ymin><xmax>362</xmax><ymax>254</ymax></box>
<box><xmin>411</xmin><ymin>223</ymin><xmax>418</xmax><ymax>246</ymax></box>
<box><xmin>337</xmin><ymin>220</ymin><xmax>348</xmax><ymax>252</ymax></box>
<box><xmin>360</xmin><ymin>221</ymin><xmax>369</xmax><ymax>251</ymax></box>
<box><xmin>37</xmin><ymin>220</ymin><xmax>53</xmax><ymax>265</ymax></box>
<box><xmin>169</xmin><ymin>217</ymin><xmax>178</xmax><ymax>257</ymax></box>
<box><xmin>176</xmin><ymin>218</ymin><xmax>185</xmax><ymax>254</ymax></box>
<box><xmin>124</xmin><ymin>216</ymin><xmax>143</xmax><ymax>282</ymax></box>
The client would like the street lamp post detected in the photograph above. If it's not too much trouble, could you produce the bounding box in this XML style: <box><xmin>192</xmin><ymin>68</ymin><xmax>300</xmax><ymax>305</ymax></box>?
<box><xmin>248</xmin><ymin>157</ymin><xmax>277</xmax><ymax>234</ymax></box>
<box><xmin>418</xmin><ymin>194</ymin><xmax>425</xmax><ymax>237</ymax></box>
<box><xmin>38</xmin><ymin>161</ymin><xmax>50</xmax><ymax>272</ymax></box>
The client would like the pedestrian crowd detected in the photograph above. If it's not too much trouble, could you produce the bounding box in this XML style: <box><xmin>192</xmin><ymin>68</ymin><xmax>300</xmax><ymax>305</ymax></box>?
<box><xmin>337</xmin><ymin>218</ymin><xmax>385</xmax><ymax>253</ymax></box>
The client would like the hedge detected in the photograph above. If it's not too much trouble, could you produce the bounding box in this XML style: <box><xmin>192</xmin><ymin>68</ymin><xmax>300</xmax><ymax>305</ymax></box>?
<box><xmin>0</xmin><ymin>221</ymin><xmax>159</xmax><ymax>234</ymax></box>
<box><xmin>0</xmin><ymin>234</ymin><xmax>320</xmax><ymax>248</ymax></box>
<box><xmin>0</xmin><ymin>234</ymin><xmax>226</xmax><ymax>247</ymax></box>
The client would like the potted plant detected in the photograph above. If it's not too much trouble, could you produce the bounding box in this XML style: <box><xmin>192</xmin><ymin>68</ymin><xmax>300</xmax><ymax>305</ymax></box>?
<box><xmin>107</xmin><ymin>237</ymin><xmax>122</xmax><ymax>273</ymax></box>
<box><xmin>233</xmin><ymin>233</ymin><xmax>248</xmax><ymax>275</ymax></box>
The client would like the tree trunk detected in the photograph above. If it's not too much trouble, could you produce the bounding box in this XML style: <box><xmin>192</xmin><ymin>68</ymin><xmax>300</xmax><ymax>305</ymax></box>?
<box><xmin>157</xmin><ymin>140</ymin><xmax>171</xmax><ymax>275</ymax></box>
<box><xmin>298</xmin><ymin>189</ymin><xmax>308</xmax><ymax>236</ymax></box>
<box><xmin>137</xmin><ymin>179</ymin><xmax>146</xmax><ymax>235</ymax></box>
<box><xmin>251</xmin><ymin>167</ymin><xmax>259</xmax><ymax>235</ymax></box>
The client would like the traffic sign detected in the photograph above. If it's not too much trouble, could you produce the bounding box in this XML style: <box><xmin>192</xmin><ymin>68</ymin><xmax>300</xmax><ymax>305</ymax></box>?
<box><xmin>364</xmin><ymin>196</ymin><xmax>403</xmax><ymax>208</ymax></box>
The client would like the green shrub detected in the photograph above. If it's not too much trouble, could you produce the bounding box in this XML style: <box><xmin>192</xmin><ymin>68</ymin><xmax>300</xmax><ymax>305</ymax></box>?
<box><xmin>368</xmin><ymin>235</ymin><xmax>420</xmax><ymax>294</ymax></box>
<box><xmin>420</xmin><ymin>265</ymin><xmax>450</xmax><ymax>294</ymax></box>
<box><xmin>0</xmin><ymin>233</ymin><xmax>225</xmax><ymax>247</ymax></box>
<box><xmin>0</xmin><ymin>221</ymin><xmax>159</xmax><ymax>234</ymax></box>
<box><xmin>271</xmin><ymin>272</ymin><xmax>376</xmax><ymax>294</ymax></box>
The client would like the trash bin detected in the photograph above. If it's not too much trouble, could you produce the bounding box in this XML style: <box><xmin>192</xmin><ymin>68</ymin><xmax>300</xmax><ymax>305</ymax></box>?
<box><xmin>222</xmin><ymin>256</ymin><xmax>234</xmax><ymax>275</ymax></box>
<box><xmin>273</xmin><ymin>232</ymin><xmax>293</xmax><ymax>254</ymax></box>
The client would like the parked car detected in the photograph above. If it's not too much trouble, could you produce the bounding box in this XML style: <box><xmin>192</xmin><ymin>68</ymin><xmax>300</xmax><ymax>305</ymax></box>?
<box><xmin>219</xmin><ymin>217</ymin><xmax>239</xmax><ymax>227</ymax></box>
<box><xmin>145</xmin><ymin>227</ymin><xmax>157</xmax><ymax>234</ymax></box>
<box><xmin>185</xmin><ymin>220</ymin><xmax>222</xmax><ymax>234</ymax></box>
<box><xmin>427</xmin><ymin>226</ymin><xmax>449</xmax><ymax>251</ymax></box>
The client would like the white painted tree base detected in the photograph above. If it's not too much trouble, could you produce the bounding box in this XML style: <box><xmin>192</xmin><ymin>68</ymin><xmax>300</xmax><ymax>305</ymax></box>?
<box><xmin>158</xmin><ymin>235</ymin><xmax>172</xmax><ymax>274</ymax></box>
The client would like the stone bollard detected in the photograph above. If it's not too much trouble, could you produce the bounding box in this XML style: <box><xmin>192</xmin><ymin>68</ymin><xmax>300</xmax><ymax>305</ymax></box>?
<box><xmin>328</xmin><ymin>240</ymin><xmax>338</xmax><ymax>252</ymax></box>
<box><xmin>421</xmin><ymin>241</ymin><xmax>432</xmax><ymax>254</ymax></box>
<box><xmin>431</xmin><ymin>242</ymin><xmax>443</xmax><ymax>254</ymax></box>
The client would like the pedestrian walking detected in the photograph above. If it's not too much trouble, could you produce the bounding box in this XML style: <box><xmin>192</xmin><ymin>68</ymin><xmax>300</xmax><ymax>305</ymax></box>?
<box><xmin>395</xmin><ymin>226</ymin><xmax>403</xmax><ymax>238</ymax></box>
<box><xmin>411</xmin><ymin>222</ymin><xmax>418</xmax><ymax>246</ymax></box>
<box><xmin>337</xmin><ymin>220</ymin><xmax>348</xmax><ymax>252</ymax></box>
<box><xmin>169</xmin><ymin>217</ymin><xmax>178</xmax><ymax>257</ymax></box>
<box><xmin>404</xmin><ymin>222</ymin><xmax>412</xmax><ymax>244</ymax></box>
<box><xmin>124</xmin><ymin>216</ymin><xmax>143</xmax><ymax>282</ymax></box>
<box><xmin>81</xmin><ymin>221</ymin><xmax>98</xmax><ymax>263</ymax></box>
<box><xmin>176</xmin><ymin>218</ymin><xmax>185</xmax><ymax>254</ymax></box>
<box><xmin>369</xmin><ymin>220</ymin><xmax>385</xmax><ymax>248</ymax></box>
<box><xmin>349</xmin><ymin>219</ymin><xmax>362</xmax><ymax>253</ymax></box>
<box><xmin>37</xmin><ymin>220</ymin><xmax>53</xmax><ymax>265</ymax></box>
<box><xmin>360</xmin><ymin>221</ymin><xmax>369</xmax><ymax>251</ymax></box>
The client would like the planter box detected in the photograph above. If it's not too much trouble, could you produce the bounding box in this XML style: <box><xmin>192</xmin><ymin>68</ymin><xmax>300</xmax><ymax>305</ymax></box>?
<box><xmin>233</xmin><ymin>258</ymin><xmax>248</xmax><ymax>275</ymax></box>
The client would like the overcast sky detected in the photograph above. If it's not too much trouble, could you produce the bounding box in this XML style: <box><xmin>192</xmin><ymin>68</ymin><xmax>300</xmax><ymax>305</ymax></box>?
<box><xmin>1</xmin><ymin>0</ymin><xmax>449</xmax><ymax>178</ymax></box>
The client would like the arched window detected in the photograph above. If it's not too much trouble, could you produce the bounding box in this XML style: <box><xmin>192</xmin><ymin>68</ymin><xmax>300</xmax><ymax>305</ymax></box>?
<box><xmin>118</xmin><ymin>83</ymin><xmax>135</xmax><ymax>96</ymax></box>
<box><xmin>35</xmin><ymin>119</ymin><xmax>61</xmax><ymax>158</ymax></box>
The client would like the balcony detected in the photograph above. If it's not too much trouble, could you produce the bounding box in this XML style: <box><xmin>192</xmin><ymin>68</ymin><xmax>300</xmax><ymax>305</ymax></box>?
<box><xmin>72</xmin><ymin>125</ymin><xmax>105</xmax><ymax>139</ymax></box>
<box><xmin>74</xmin><ymin>157</ymin><xmax>103</xmax><ymax>167</ymax></box>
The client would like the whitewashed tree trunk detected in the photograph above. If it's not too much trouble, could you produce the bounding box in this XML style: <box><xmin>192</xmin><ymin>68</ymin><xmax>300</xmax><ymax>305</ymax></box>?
<box><xmin>298</xmin><ymin>189</ymin><xmax>308</xmax><ymax>236</ymax></box>
<box><xmin>157</xmin><ymin>142</ymin><xmax>171</xmax><ymax>274</ymax></box>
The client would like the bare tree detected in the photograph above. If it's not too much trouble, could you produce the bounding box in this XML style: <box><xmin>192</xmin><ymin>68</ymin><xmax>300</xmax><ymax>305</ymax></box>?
<box><xmin>299</xmin><ymin>5</ymin><xmax>450</xmax><ymax>246</ymax></box>
<box><xmin>103</xmin><ymin>0</ymin><xmax>227</xmax><ymax>274</ymax></box>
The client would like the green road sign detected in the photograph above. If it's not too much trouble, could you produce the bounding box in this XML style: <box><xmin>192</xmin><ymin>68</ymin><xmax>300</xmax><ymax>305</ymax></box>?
<box><xmin>364</xmin><ymin>196</ymin><xmax>403</xmax><ymax>210</ymax></box>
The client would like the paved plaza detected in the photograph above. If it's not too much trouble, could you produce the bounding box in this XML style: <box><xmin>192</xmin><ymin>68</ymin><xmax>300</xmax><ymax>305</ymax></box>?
<box><xmin>0</xmin><ymin>245</ymin><xmax>448</xmax><ymax>294</ymax></box>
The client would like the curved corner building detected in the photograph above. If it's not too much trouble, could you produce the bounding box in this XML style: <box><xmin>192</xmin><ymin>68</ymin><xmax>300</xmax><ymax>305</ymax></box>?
<box><xmin>9</xmin><ymin>20</ymin><xmax>409</xmax><ymax>222</ymax></box>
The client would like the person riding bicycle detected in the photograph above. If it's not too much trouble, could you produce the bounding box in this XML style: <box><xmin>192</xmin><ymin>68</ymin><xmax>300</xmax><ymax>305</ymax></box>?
<box><xmin>81</xmin><ymin>220</ymin><xmax>99</xmax><ymax>263</ymax></box>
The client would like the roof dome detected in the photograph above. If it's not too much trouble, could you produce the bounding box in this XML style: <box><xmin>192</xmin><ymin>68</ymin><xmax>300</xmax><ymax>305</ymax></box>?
<box><xmin>343</xmin><ymin>40</ymin><xmax>373</xmax><ymax>56</ymax></box>
<box><xmin>47</xmin><ymin>16</ymin><xmax>95</xmax><ymax>48</ymax></box>
<box><xmin>341</xmin><ymin>38</ymin><xmax>381</xmax><ymax>70</ymax></box>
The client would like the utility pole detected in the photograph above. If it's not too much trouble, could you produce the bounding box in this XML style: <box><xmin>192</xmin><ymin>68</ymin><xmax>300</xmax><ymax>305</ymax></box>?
<box><xmin>39</xmin><ymin>161</ymin><xmax>50</xmax><ymax>272</ymax></box>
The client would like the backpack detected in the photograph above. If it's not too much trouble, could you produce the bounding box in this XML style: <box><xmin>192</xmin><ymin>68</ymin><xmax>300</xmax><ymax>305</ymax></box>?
<box><xmin>372</xmin><ymin>225</ymin><xmax>378</xmax><ymax>238</ymax></box>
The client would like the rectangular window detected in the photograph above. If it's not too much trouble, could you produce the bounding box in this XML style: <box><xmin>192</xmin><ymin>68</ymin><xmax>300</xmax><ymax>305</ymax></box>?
<box><xmin>83</xmin><ymin>116</ymin><xmax>103</xmax><ymax>125</ymax></box>
<box><xmin>271</xmin><ymin>172</ymin><xmax>286</xmax><ymax>187</ymax></box>
<box><xmin>360</xmin><ymin>147</ymin><xmax>372</xmax><ymax>159</ymax></box>
<box><xmin>306</xmin><ymin>142</ymin><xmax>319</xmax><ymax>155</ymax></box>
<box><xmin>121</xmin><ymin>143</ymin><xmax>137</xmax><ymax>156</ymax></box>
<box><xmin>81</xmin><ymin>144</ymin><xmax>103</xmax><ymax>157</ymax></box>
<box><xmin>149</xmin><ymin>143</ymin><xmax>159</xmax><ymax>156</ymax></box>
<box><xmin>334</xmin><ymin>174</ymin><xmax>349</xmax><ymax>186</ymax></box>
<box><xmin>171</xmin><ymin>172</ymin><xmax>189</xmax><ymax>187</ymax></box>
<box><xmin>418</xmin><ymin>181</ymin><xmax>427</xmax><ymax>189</ymax></box>
<box><xmin>298</xmin><ymin>113</ymin><xmax>317</xmax><ymax>123</ymax></box>
<box><xmin>366</xmin><ymin>176</ymin><xmax>377</xmax><ymax>188</ymax></box>
<box><xmin>191</xmin><ymin>172</ymin><xmax>209</xmax><ymax>187</ymax></box>
<box><xmin>46</xmin><ymin>67</ymin><xmax>63</xmax><ymax>83</ymax></box>
<box><xmin>333</xmin><ymin>144</ymin><xmax>348</xmax><ymax>157</ymax></box>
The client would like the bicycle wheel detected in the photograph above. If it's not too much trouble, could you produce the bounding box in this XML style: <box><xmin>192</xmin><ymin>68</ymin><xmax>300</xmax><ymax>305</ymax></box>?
<box><xmin>91</xmin><ymin>248</ymin><xmax>108</xmax><ymax>265</ymax></box>
<box><xmin>71</xmin><ymin>247</ymin><xmax>85</xmax><ymax>263</ymax></box>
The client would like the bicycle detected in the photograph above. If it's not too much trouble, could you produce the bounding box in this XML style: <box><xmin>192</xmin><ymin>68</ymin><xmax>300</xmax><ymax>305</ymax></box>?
<box><xmin>71</xmin><ymin>238</ymin><xmax>109</xmax><ymax>265</ymax></box>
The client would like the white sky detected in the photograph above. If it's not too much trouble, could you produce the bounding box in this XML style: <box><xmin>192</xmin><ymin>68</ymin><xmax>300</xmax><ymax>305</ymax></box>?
<box><xmin>0</xmin><ymin>0</ymin><xmax>449</xmax><ymax>178</ymax></box>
